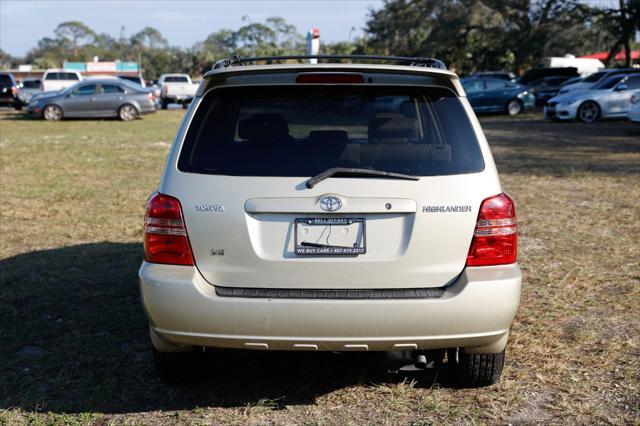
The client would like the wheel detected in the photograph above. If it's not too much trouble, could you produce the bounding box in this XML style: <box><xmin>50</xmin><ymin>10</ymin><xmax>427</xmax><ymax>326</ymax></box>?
<box><xmin>14</xmin><ymin>103</ymin><xmax>23</xmax><ymax>111</ymax></box>
<box><xmin>118</xmin><ymin>104</ymin><xmax>138</xmax><ymax>121</ymax></box>
<box><xmin>43</xmin><ymin>104</ymin><xmax>62</xmax><ymax>121</ymax></box>
<box><xmin>447</xmin><ymin>348</ymin><xmax>505</xmax><ymax>387</ymax></box>
<box><xmin>577</xmin><ymin>101</ymin><xmax>600</xmax><ymax>123</ymax></box>
<box><xmin>506</xmin><ymin>99</ymin><xmax>522</xmax><ymax>116</ymax></box>
<box><xmin>161</xmin><ymin>99</ymin><xmax>168</xmax><ymax>110</ymax></box>
<box><xmin>152</xmin><ymin>347</ymin><xmax>202</xmax><ymax>384</ymax></box>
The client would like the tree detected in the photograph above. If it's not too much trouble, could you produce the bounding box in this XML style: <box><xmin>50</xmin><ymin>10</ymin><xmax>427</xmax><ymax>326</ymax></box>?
<box><xmin>54</xmin><ymin>21</ymin><xmax>96</xmax><ymax>58</ymax></box>
<box><xmin>599</xmin><ymin>0</ymin><xmax>640</xmax><ymax>67</ymax></box>
<box><xmin>131</xmin><ymin>27</ymin><xmax>168</xmax><ymax>49</ymax></box>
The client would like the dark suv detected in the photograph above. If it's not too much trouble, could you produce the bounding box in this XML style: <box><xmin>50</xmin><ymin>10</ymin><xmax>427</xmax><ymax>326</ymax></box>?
<box><xmin>0</xmin><ymin>72</ymin><xmax>21</xmax><ymax>110</ymax></box>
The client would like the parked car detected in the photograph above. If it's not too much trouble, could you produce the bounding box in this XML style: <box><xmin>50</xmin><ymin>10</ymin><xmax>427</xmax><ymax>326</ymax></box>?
<box><xmin>557</xmin><ymin>68</ymin><xmax>640</xmax><ymax>95</ymax></box>
<box><xmin>626</xmin><ymin>90</ymin><xmax>640</xmax><ymax>123</ymax></box>
<box><xmin>28</xmin><ymin>79</ymin><xmax>156</xmax><ymax>121</ymax></box>
<box><xmin>158</xmin><ymin>73</ymin><xmax>197</xmax><ymax>108</ymax></box>
<box><xmin>140</xmin><ymin>55</ymin><xmax>522</xmax><ymax>387</ymax></box>
<box><xmin>463</xmin><ymin>71</ymin><xmax>517</xmax><ymax>82</ymax></box>
<box><xmin>118</xmin><ymin>74</ymin><xmax>146</xmax><ymax>87</ymax></box>
<box><xmin>462</xmin><ymin>77</ymin><xmax>535</xmax><ymax>115</ymax></box>
<box><xmin>517</xmin><ymin>67</ymin><xmax>578</xmax><ymax>86</ymax></box>
<box><xmin>17</xmin><ymin>78</ymin><xmax>43</xmax><ymax>106</ymax></box>
<box><xmin>41</xmin><ymin>69</ymin><xmax>82</xmax><ymax>91</ymax></box>
<box><xmin>526</xmin><ymin>76</ymin><xmax>574</xmax><ymax>106</ymax></box>
<box><xmin>0</xmin><ymin>72</ymin><xmax>21</xmax><ymax>110</ymax></box>
<box><xmin>544</xmin><ymin>74</ymin><xmax>640</xmax><ymax>122</ymax></box>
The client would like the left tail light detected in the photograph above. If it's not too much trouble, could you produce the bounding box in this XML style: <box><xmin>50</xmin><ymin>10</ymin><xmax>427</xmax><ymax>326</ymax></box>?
<box><xmin>144</xmin><ymin>193</ymin><xmax>194</xmax><ymax>266</ymax></box>
<box><xmin>11</xmin><ymin>86</ymin><xmax>17</xmax><ymax>96</ymax></box>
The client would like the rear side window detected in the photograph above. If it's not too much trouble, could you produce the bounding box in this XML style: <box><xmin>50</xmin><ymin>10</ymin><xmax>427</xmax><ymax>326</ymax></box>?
<box><xmin>62</xmin><ymin>73</ymin><xmax>79</xmax><ymax>80</ymax></box>
<box><xmin>178</xmin><ymin>86</ymin><xmax>484</xmax><ymax>177</ymax></box>
<box><xmin>44</xmin><ymin>72</ymin><xmax>59</xmax><ymax>80</ymax></box>
<box><xmin>102</xmin><ymin>84</ymin><xmax>125</xmax><ymax>94</ymax></box>
<box><xmin>164</xmin><ymin>76</ymin><xmax>189</xmax><ymax>83</ymax></box>
<box><xmin>0</xmin><ymin>75</ymin><xmax>13</xmax><ymax>86</ymax></box>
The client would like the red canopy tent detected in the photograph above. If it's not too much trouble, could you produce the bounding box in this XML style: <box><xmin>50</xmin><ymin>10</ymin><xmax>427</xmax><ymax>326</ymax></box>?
<box><xmin>578</xmin><ymin>50</ymin><xmax>640</xmax><ymax>61</ymax></box>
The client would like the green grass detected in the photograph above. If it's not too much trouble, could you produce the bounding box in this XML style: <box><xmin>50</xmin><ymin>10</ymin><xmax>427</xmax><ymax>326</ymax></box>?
<box><xmin>1</xmin><ymin>110</ymin><xmax>639</xmax><ymax>424</ymax></box>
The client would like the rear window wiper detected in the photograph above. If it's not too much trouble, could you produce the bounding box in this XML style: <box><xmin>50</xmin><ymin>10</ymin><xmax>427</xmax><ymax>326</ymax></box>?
<box><xmin>306</xmin><ymin>167</ymin><xmax>419</xmax><ymax>189</ymax></box>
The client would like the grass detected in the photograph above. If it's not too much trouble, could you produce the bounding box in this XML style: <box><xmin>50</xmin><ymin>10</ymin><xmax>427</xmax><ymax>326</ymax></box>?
<box><xmin>1</xmin><ymin>109</ymin><xmax>639</xmax><ymax>424</ymax></box>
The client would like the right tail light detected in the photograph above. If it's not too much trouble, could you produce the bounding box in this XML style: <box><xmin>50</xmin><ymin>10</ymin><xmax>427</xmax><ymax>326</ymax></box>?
<box><xmin>466</xmin><ymin>193</ymin><xmax>517</xmax><ymax>266</ymax></box>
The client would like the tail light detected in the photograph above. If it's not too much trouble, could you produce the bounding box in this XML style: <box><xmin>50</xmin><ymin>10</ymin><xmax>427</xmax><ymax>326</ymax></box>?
<box><xmin>11</xmin><ymin>86</ymin><xmax>17</xmax><ymax>96</ymax></box>
<box><xmin>144</xmin><ymin>193</ymin><xmax>194</xmax><ymax>266</ymax></box>
<box><xmin>631</xmin><ymin>94</ymin><xmax>639</xmax><ymax>105</ymax></box>
<box><xmin>466</xmin><ymin>193</ymin><xmax>517</xmax><ymax>266</ymax></box>
<box><xmin>147</xmin><ymin>92</ymin><xmax>155</xmax><ymax>100</ymax></box>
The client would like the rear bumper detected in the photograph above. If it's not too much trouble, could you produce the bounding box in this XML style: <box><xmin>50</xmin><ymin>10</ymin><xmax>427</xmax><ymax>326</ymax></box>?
<box><xmin>139</xmin><ymin>262</ymin><xmax>521</xmax><ymax>353</ymax></box>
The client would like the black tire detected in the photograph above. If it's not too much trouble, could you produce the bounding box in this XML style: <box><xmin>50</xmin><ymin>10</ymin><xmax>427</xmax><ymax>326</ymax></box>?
<box><xmin>161</xmin><ymin>99</ymin><xmax>168</xmax><ymax>110</ymax></box>
<box><xmin>448</xmin><ymin>348</ymin><xmax>505</xmax><ymax>388</ymax></box>
<box><xmin>505</xmin><ymin>99</ymin><xmax>523</xmax><ymax>116</ymax></box>
<box><xmin>152</xmin><ymin>347</ymin><xmax>201</xmax><ymax>384</ymax></box>
<box><xmin>118</xmin><ymin>104</ymin><xmax>138</xmax><ymax>121</ymax></box>
<box><xmin>14</xmin><ymin>103</ymin><xmax>23</xmax><ymax>111</ymax></box>
<box><xmin>43</xmin><ymin>104</ymin><xmax>62</xmax><ymax>121</ymax></box>
<box><xmin>577</xmin><ymin>101</ymin><xmax>600</xmax><ymax>123</ymax></box>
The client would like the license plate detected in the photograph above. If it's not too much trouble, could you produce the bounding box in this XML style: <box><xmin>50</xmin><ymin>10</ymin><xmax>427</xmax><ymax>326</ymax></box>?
<box><xmin>295</xmin><ymin>218</ymin><xmax>366</xmax><ymax>255</ymax></box>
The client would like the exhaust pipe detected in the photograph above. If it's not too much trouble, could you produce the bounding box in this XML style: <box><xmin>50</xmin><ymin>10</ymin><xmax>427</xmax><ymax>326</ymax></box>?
<box><xmin>415</xmin><ymin>353</ymin><xmax>427</xmax><ymax>369</ymax></box>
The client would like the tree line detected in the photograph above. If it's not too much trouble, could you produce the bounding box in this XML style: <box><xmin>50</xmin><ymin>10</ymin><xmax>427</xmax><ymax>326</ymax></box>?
<box><xmin>0</xmin><ymin>0</ymin><xmax>637</xmax><ymax>79</ymax></box>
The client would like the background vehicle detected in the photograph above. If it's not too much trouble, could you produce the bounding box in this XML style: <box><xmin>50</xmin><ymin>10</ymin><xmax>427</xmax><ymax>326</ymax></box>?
<box><xmin>140</xmin><ymin>55</ymin><xmax>522</xmax><ymax>388</ymax></box>
<box><xmin>462</xmin><ymin>76</ymin><xmax>535</xmax><ymax>115</ymax></box>
<box><xmin>158</xmin><ymin>73</ymin><xmax>197</xmax><ymax>108</ymax></box>
<box><xmin>462</xmin><ymin>71</ymin><xmax>516</xmax><ymax>82</ymax></box>
<box><xmin>28</xmin><ymin>79</ymin><xmax>156</xmax><ymax>121</ymax></box>
<box><xmin>517</xmin><ymin>67</ymin><xmax>578</xmax><ymax>85</ymax></box>
<box><xmin>545</xmin><ymin>74</ymin><xmax>640</xmax><ymax>122</ymax></box>
<box><xmin>41</xmin><ymin>69</ymin><xmax>82</xmax><ymax>91</ymax></box>
<box><xmin>118</xmin><ymin>75</ymin><xmax>146</xmax><ymax>87</ymax></box>
<box><xmin>526</xmin><ymin>76</ymin><xmax>574</xmax><ymax>106</ymax></box>
<box><xmin>0</xmin><ymin>72</ymin><xmax>21</xmax><ymax>110</ymax></box>
<box><xmin>628</xmin><ymin>91</ymin><xmax>640</xmax><ymax>123</ymax></box>
<box><xmin>17</xmin><ymin>78</ymin><xmax>43</xmax><ymax>106</ymax></box>
<box><xmin>557</xmin><ymin>68</ymin><xmax>640</xmax><ymax>95</ymax></box>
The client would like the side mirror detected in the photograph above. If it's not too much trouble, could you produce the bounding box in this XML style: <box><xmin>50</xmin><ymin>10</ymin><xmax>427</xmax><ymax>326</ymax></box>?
<box><xmin>616</xmin><ymin>83</ymin><xmax>628</xmax><ymax>91</ymax></box>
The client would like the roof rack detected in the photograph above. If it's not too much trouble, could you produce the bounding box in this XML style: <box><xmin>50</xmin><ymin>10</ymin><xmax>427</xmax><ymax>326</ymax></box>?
<box><xmin>212</xmin><ymin>55</ymin><xmax>447</xmax><ymax>70</ymax></box>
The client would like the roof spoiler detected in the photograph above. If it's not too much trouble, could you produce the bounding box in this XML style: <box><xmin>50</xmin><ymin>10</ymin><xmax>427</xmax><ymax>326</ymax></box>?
<box><xmin>212</xmin><ymin>55</ymin><xmax>447</xmax><ymax>71</ymax></box>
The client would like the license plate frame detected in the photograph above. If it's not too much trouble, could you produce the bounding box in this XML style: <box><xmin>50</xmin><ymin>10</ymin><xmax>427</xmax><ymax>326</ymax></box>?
<box><xmin>294</xmin><ymin>217</ymin><xmax>366</xmax><ymax>256</ymax></box>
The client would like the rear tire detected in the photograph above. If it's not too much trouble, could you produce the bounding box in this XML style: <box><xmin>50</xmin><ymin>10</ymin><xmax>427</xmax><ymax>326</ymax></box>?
<box><xmin>447</xmin><ymin>348</ymin><xmax>505</xmax><ymax>387</ymax></box>
<box><xmin>577</xmin><ymin>101</ymin><xmax>600</xmax><ymax>123</ymax></box>
<box><xmin>118</xmin><ymin>104</ymin><xmax>138</xmax><ymax>121</ymax></box>
<box><xmin>43</xmin><ymin>104</ymin><xmax>62</xmax><ymax>121</ymax></box>
<box><xmin>505</xmin><ymin>99</ymin><xmax>522</xmax><ymax>116</ymax></box>
<box><xmin>152</xmin><ymin>347</ymin><xmax>201</xmax><ymax>384</ymax></box>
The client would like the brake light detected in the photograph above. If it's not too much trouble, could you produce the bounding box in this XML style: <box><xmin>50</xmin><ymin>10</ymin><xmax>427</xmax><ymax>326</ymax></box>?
<box><xmin>147</xmin><ymin>92</ymin><xmax>154</xmax><ymax>100</ymax></box>
<box><xmin>11</xmin><ymin>86</ymin><xmax>17</xmax><ymax>96</ymax></box>
<box><xmin>296</xmin><ymin>73</ymin><xmax>365</xmax><ymax>84</ymax></box>
<box><xmin>466</xmin><ymin>193</ymin><xmax>517</xmax><ymax>266</ymax></box>
<box><xmin>144</xmin><ymin>193</ymin><xmax>194</xmax><ymax>266</ymax></box>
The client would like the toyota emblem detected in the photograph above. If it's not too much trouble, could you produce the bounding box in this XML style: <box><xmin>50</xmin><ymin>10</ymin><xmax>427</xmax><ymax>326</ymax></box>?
<box><xmin>319</xmin><ymin>196</ymin><xmax>342</xmax><ymax>212</ymax></box>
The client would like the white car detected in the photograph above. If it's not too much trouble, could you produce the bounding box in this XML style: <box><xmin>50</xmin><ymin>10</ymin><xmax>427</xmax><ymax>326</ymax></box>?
<box><xmin>557</xmin><ymin>68</ymin><xmax>639</xmax><ymax>95</ymax></box>
<box><xmin>544</xmin><ymin>74</ymin><xmax>640</xmax><ymax>122</ymax></box>
<box><xmin>140</xmin><ymin>55</ymin><xmax>522</xmax><ymax>387</ymax></box>
<box><xmin>41</xmin><ymin>69</ymin><xmax>82</xmax><ymax>92</ymax></box>
<box><xmin>629</xmin><ymin>91</ymin><xmax>640</xmax><ymax>123</ymax></box>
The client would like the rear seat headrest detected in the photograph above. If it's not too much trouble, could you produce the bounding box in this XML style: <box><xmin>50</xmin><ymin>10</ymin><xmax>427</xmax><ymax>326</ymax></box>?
<box><xmin>368</xmin><ymin>113</ymin><xmax>419</xmax><ymax>144</ymax></box>
<box><xmin>238</xmin><ymin>113</ymin><xmax>290</xmax><ymax>142</ymax></box>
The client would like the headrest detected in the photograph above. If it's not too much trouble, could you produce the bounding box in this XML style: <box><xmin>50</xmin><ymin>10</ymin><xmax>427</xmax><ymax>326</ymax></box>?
<box><xmin>238</xmin><ymin>113</ymin><xmax>290</xmax><ymax>142</ymax></box>
<box><xmin>368</xmin><ymin>113</ymin><xmax>418</xmax><ymax>144</ymax></box>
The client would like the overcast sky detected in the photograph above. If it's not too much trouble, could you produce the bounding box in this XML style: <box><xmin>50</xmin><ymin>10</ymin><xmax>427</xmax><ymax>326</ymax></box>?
<box><xmin>0</xmin><ymin>0</ymin><xmax>384</xmax><ymax>57</ymax></box>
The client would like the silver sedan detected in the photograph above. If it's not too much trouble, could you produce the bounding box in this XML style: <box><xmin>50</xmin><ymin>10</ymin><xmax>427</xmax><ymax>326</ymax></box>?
<box><xmin>27</xmin><ymin>79</ymin><xmax>157</xmax><ymax>121</ymax></box>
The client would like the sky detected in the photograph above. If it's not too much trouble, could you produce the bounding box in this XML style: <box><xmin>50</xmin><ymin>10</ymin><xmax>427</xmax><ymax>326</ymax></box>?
<box><xmin>0</xmin><ymin>0</ymin><xmax>384</xmax><ymax>57</ymax></box>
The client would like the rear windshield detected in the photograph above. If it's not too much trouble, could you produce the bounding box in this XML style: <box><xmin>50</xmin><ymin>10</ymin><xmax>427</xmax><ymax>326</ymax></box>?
<box><xmin>45</xmin><ymin>72</ymin><xmax>79</xmax><ymax>81</ymax></box>
<box><xmin>0</xmin><ymin>75</ymin><xmax>13</xmax><ymax>86</ymax></box>
<box><xmin>164</xmin><ymin>76</ymin><xmax>189</xmax><ymax>83</ymax></box>
<box><xmin>178</xmin><ymin>86</ymin><xmax>484</xmax><ymax>177</ymax></box>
